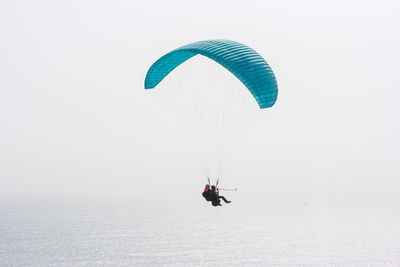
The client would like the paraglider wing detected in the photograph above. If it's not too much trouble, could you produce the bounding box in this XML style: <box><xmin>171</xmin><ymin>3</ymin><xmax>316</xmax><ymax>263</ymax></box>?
<box><xmin>144</xmin><ymin>39</ymin><xmax>278</xmax><ymax>109</ymax></box>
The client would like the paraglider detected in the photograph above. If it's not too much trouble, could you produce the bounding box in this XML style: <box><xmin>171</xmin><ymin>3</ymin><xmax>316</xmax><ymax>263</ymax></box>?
<box><xmin>145</xmin><ymin>39</ymin><xmax>278</xmax><ymax>109</ymax></box>
<box><xmin>202</xmin><ymin>183</ymin><xmax>231</xmax><ymax>207</ymax></box>
<box><xmin>144</xmin><ymin>40</ymin><xmax>278</xmax><ymax>206</ymax></box>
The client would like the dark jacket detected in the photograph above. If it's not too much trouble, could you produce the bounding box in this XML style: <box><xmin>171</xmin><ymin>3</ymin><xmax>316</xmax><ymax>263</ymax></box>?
<box><xmin>202</xmin><ymin>191</ymin><xmax>213</xmax><ymax>201</ymax></box>
<box><xmin>210</xmin><ymin>190</ymin><xmax>219</xmax><ymax>203</ymax></box>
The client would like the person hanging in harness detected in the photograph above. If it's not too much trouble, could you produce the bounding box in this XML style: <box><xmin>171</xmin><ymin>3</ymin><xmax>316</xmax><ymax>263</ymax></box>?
<box><xmin>202</xmin><ymin>184</ymin><xmax>231</xmax><ymax>207</ymax></box>
<box><xmin>202</xmin><ymin>184</ymin><xmax>213</xmax><ymax>202</ymax></box>
<box><xmin>210</xmin><ymin>185</ymin><xmax>231</xmax><ymax>206</ymax></box>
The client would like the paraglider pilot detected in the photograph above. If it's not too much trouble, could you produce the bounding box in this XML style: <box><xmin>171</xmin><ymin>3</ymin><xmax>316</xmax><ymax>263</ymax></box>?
<box><xmin>202</xmin><ymin>184</ymin><xmax>231</xmax><ymax>207</ymax></box>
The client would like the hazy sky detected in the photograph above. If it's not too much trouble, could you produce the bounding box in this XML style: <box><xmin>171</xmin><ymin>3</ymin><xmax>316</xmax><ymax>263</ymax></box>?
<box><xmin>1</xmin><ymin>0</ymin><xmax>399</xmax><ymax>208</ymax></box>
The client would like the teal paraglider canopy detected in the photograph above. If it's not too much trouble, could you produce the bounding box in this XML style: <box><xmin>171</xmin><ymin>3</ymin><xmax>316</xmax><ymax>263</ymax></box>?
<box><xmin>144</xmin><ymin>39</ymin><xmax>278</xmax><ymax>109</ymax></box>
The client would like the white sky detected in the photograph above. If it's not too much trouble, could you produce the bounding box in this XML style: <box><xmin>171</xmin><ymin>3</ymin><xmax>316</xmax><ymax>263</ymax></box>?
<box><xmin>1</xmin><ymin>0</ymin><xmax>399</xmax><ymax>209</ymax></box>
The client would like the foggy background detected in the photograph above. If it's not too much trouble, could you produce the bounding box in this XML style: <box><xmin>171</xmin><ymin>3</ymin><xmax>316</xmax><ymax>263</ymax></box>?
<box><xmin>1</xmin><ymin>0</ymin><xmax>399</xmax><ymax>211</ymax></box>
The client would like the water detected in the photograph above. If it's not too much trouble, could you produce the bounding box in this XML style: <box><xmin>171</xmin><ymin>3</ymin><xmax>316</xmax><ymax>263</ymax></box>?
<box><xmin>1</xmin><ymin>197</ymin><xmax>399</xmax><ymax>266</ymax></box>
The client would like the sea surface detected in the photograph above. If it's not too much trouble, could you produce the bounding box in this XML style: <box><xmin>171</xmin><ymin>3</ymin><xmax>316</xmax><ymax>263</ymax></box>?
<box><xmin>1</xmin><ymin>197</ymin><xmax>399</xmax><ymax>266</ymax></box>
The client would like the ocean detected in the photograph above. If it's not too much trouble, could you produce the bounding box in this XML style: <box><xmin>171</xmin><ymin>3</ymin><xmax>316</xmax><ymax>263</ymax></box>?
<box><xmin>1</xmin><ymin>197</ymin><xmax>399</xmax><ymax>266</ymax></box>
